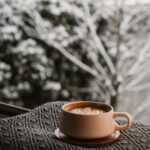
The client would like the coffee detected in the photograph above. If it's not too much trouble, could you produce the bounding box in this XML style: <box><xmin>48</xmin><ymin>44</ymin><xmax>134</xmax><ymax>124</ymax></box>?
<box><xmin>69</xmin><ymin>106</ymin><xmax>104</xmax><ymax>115</ymax></box>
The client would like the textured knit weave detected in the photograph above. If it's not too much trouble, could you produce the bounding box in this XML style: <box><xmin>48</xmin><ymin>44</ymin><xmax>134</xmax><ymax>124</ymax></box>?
<box><xmin>0</xmin><ymin>101</ymin><xmax>150</xmax><ymax>150</ymax></box>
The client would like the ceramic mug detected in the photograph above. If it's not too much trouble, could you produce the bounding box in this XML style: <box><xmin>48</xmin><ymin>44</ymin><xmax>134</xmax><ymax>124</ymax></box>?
<box><xmin>59</xmin><ymin>101</ymin><xmax>132</xmax><ymax>139</ymax></box>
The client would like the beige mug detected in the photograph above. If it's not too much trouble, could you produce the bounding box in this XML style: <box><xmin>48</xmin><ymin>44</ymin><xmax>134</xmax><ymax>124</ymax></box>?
<box><xmin>59</xmin><ymin>101</ymin><xmax>132</xmax><ymax>139</ymax></box>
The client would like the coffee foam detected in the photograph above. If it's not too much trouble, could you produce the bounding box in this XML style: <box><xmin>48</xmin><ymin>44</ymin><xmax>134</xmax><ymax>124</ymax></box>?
<box><xmin>70</xmin><ymin>106</ymin><xmax>104</xmax><ymax>115</ymax></box>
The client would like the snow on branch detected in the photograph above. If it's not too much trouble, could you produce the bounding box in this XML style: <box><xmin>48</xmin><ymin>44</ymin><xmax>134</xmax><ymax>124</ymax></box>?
<box><xmin>127</xmin><ymin>37</ymin><xmax>150</xmax><ymax>76</ymax></box>
<box><xmin>51</xmin><ymin>42</ymin><xmax>102</xmax><ymax>80</ymax></box>
<box><xmin>125</xmin><ymin>82</ymin><xmax>150</xmax><ymax>92</ymax></box>
<box><xmin>22</xmin><ymin>25</ymin><xmax>102</xmax><ymax>81</ymax></box>
<box><xmin>82</xmin><ymin>1</ymin><xmax>116</xmax><ymax>75</ymax></box>
<box><xmin>132</xmin><ymin>93</ymin><xmax>150</xmax><ymax>119</ymax></box>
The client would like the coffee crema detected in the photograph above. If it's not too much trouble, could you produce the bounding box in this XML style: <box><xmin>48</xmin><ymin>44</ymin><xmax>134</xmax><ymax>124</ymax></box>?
<box><xmin>69</xmin><ymin>106</ymin><xmax>104</xmax><ymax>115</ymax></box>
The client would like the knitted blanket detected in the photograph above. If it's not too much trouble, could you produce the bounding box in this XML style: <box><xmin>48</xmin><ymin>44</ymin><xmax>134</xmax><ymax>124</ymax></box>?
<box><xmin>0</xmin><ymin>101</ymin><xmax>150</xmax><ymax>150</ymax></box>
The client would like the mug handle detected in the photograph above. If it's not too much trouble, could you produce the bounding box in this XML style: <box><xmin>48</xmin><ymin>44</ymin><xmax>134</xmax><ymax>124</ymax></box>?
<box><xmin>113</xmin><ymin>112</ymin><xmax>132</xmax><ymax>131</ymax></box>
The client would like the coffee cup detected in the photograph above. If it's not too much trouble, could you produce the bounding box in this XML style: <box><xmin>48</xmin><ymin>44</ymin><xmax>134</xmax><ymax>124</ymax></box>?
<box><xmin>59</xmin><ymin>101</ymin><xmax>132</xmax><ymax>139</ymax></box>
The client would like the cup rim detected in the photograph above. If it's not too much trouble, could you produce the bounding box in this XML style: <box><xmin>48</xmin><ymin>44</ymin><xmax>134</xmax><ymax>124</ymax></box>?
<box><xmin>62</xmin><ymin>101</ymin><xmax>113</xmax><ymax>116</ymax></box>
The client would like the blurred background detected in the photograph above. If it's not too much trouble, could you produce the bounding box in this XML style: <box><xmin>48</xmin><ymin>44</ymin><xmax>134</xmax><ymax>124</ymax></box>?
<box><xmin>0</xmin><ymin>0</ymin><xmax>150</xmax><ymax>123</ymax></box>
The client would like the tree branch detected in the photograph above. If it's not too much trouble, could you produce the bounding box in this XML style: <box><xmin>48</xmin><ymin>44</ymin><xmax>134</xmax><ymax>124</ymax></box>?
<box><xmin>125</xmin><ymin>82</ymin><xmax>150</xmax><ymax>92</ymax></box>
<box><xmin>51</xmin><ymin>42</ymin><xmax>102</xmax><ymax>80</ymax></box>
<box><xmin>125</xmin><ymin>69</ymin><xmax>150</xmax><ymax>89</ymax></box>
<box><xmin>82</xmin><ymin>1</ymin><xmax>116</xmax><ymax>75</ymax></box>
<box><xmin>132</xmin><ymin>93</ymin><xmax>150</xmax><ymax>119</ymax></box>
<box><xmin>128</xmin><ymin>45</ymin><xmax>150</xmax><ymax>75</ymax></box>
<box><xmin>22</xmin><ymin>25</ymin><xmax>102</xmax><ymax>81</ymax></box>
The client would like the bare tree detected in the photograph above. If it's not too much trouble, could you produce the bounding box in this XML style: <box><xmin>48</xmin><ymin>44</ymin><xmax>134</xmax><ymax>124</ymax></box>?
<box><xmin>1</xmin><ymin>0</ymin><xmax>150</xmax><ymax>114</ymax></box>
<box><xmin>21</xmin><ymin>0</ymin><xmax>150</xmax><ymax>110</ymax></box>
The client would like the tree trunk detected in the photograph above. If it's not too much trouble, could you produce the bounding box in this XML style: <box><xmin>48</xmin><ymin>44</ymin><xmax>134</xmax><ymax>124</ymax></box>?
<box><xmin>110</xmin><ymin>93</ymin><xmax>118</xmax><ymax>110</ymax></box>
<box><xmin>110</xmin><ymin>7</ymin><xmax>123</xmax><ymax>110</ymax></box>
<box><xmin>110</xmin><ymin>74</ymin><xmax>120</xmax><ymax>109</ymax></box>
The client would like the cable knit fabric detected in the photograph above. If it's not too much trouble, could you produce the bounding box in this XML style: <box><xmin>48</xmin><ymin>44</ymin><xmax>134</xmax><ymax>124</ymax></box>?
<box><xmin>0</xmin><ymin>101</ymin><xmax>150</xmax><ymax>150</ymax></box>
